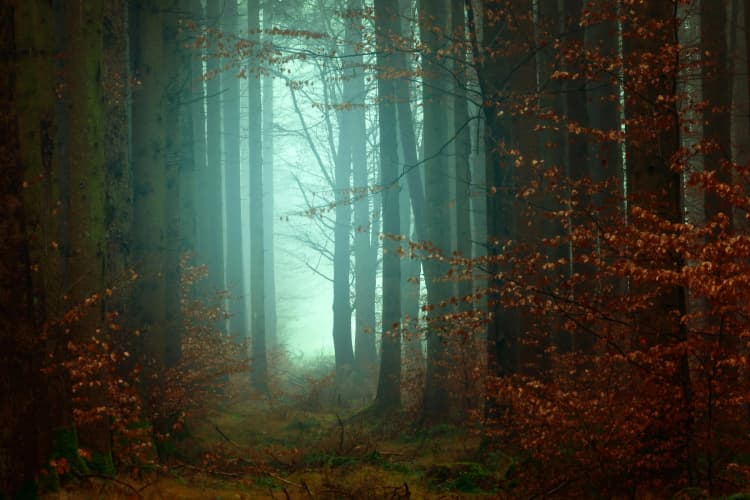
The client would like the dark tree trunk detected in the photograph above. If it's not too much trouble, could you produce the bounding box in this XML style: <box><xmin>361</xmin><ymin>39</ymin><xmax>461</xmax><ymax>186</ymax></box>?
<box><xmin>420</xmin><ymin>0</ymin><xmax>454</xmax><ymax>424</ymax></box>
<box><xmin>373</xmin><ymin>0</ymin><xmax>402</xmax><ymax>411</ymax></box>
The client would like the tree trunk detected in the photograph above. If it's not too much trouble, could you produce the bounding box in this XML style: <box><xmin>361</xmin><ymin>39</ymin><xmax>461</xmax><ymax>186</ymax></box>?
<box><xmin>131</xmin><ymin>0</ymin><xmax>171</xmax><ymax>423</ymax></box>
<box><xmin>352</xmin><ymin>0</ymin><xmax>377</xmax><ymax>379</ymax></box>
<box><xmin>467</xmin><ymin>0</ymin><xmax>520</xmax><ymax>397</ymax></box>
<box><xmin>452</xmin><ymin>0</ymin><xmax>473</xmax><ymax>308</ymax></box>
<box><xmin>205</xmin><ymin>0</ymin><xmax>226</xmax><ymax>325</ymax></box>
<box><xmin>64</xmin><ymin>0</ymin><xmax>111</xmax><ymax>465</ymax></box>
<box><xmin>248</xmin><ymin>0</ymin><xmax>268</xmax><ymax>393</ymax></box>
<box><xmin>702</xmin><ymin>0</ymin><xmax>732</xmax><ymax>227</ymax></box>
<box><xmin>0</xmin><ymin>4</ymin><xmax>48</xmax><ymax>493</ymax></box>
<box><xmin>223</xmin><ymin>0</ymin><xmax>248</xmax><ymax>342</ymax></box>
<box><xmin>373</xmin><ymin>0</ymin><xmax>402</xmax><ymax>411</ymax></box>
<box><xmin>420</xmin><ymin>0</ymin><xmax>454</xmax><ymax>423</ymax></box>
<box><xmin>262</xmin><ymin>1</ymin><xmax>278</xmax><ymax>348</ymax></box>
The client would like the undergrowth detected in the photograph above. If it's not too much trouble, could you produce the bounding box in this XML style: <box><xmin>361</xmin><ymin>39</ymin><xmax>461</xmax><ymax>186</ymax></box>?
<box><xmin>43</xmin><ymin>353</ymin><xmax>511</xmax><ymax>499</ymax></box>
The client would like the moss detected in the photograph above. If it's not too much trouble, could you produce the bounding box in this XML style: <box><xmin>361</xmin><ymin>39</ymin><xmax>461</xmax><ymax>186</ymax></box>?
<box><xmin>50</xmin><ymin>427</ymin><xmax>88</xmax><ymax>475</ymax></box>
<box><xmin>87</xmin><ymin>450</ymin><xmax>115</xmax><ymax>476</ymax></box>
<box><xmin>427</xmin><ymin>461</ymin><xmax>498</xmax><ymax>494</ymax></box>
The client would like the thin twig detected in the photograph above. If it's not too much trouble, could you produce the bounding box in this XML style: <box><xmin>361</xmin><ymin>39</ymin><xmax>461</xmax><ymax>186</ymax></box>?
<box><xmin>301</xmin><ymin>479</ymin><xmax>316</xmax><ymax>499</ymax></box>
<box><xmin>336</xmin><ymin>413</ymin><xmax>345</xmax><ymax>453</ymax></box>
<box><xmin>175</xmin><ymin>460</ymin><xmax>241</xmax><ymax>478</ymax></box>
<box><xmin>267</xmin><ymin>471</ymin><xmax>303</xmax><ymax>488</ymax></box>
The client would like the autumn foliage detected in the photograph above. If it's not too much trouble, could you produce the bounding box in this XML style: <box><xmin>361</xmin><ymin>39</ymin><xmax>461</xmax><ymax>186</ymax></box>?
<box><xmin>422</xmin><ymin>1</ymin><xmax>750</xmax><ymax>495</ymax></box>
<box><xmin>48</xmin><ymin>256</ymin><xmax>246</xmax><ymax>475</ymax></box>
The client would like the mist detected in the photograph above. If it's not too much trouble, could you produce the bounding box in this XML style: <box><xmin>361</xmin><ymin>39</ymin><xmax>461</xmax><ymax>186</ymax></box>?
<box><xmin>3</xmin><ymin>0</ymin><xmax>750</xmax><ymax>497</ymax></box>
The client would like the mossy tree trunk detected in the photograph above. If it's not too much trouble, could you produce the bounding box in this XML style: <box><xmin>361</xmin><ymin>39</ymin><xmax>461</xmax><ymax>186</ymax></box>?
<box><xmin>63</xmin><ymin>0</ymin><xmax>112</xmax><ymax>466</ymax></box>
<box><xmin>130</xmin><ymin>0</ymin><xmax>180</xmax><ymax>432</ymax></box>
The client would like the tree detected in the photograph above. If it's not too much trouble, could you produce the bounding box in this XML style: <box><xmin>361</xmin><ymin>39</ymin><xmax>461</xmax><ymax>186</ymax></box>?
<box><xmin>466</xmin><ymin>0</ymin><xmax>521</xmax><ymax>389</ymax></box>
<box><xmin>453</xmin><ymin>0</ymin><xmax>473</xmax><ymax>314</ymax></box>
<box><xmin>351</xmin><ymin>0</ymin><xmax>378</xmax><ymax>379</ymax></box>
<box><xmin>223</xmin><ymin>0</ymin><xmax>248</xmax><ymax>342</ymax></box>
<box><xmin>331</xmin><ymin>0</ymin><xmax>358</xmax><ymax>381</ymax></box>
<box><xmin>130</xmin><ymin>0</ymin><xmax>182</xmax><ymax>433</ymax></box>
<box><xmin>263</xmin><ymin>0</ymin><xmax>278</xmax><ymax>348</ymax></box>
<box><xmin>65</xmin><ymin>0</ymin><xmax>111</xmax><ymax>463</ymax></box>
<box><xmin>0</xmin><ymin>3</ymin><xmax>48</xmax><ymax>493</ymax></box>
<box><xmin>373</xmin><ymin>0</ymin><xmax>402</xmax><ymax>411</ymax></box>
<box><xmin>204</xmin><ymin>0</ymin><xmax>227</xmax><ymax>320</ymax></box>
<box><xmin>419</xmin><ymin>0</ymin><xmax>458</xmax><ymax>422</ymax></box>
<box><xmin>248</xmin><ymin>0</ymin><xmax>269</xmax><ymax>393</ymax></box>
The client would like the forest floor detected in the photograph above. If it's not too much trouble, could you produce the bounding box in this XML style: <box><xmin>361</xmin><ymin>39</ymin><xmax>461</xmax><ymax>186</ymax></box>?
<box><xmin>45</xmin><ymin>376</ymin><xmax>513</xmax><ymax>499</ymax></box>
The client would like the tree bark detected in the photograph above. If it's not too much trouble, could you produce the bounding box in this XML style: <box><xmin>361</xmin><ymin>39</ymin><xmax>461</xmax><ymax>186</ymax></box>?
<box><xmin>248</xmin><ymin>0</ymin><xmax>268</xmax><ymax>393</ymax></box>
<box><xmin>373</xmin><ymin>0</ymin><xmax>402</xmax><ymax>411</ymax></box>
<box><xmin>223</xmin><ymin>0</ymin><xmax>248</xmax><ymax>342</ymax></box>
<box><xmin>420</xmin><ymin>0</ymin><xmax>454</xmax><ymax>423</ymax></box>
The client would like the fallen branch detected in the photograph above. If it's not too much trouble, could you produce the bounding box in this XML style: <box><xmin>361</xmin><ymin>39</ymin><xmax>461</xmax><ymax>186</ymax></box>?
<box><xmin>377</xmin><ymin>450</ymin><xmax>405</xmax><ymax>456</ymax></box>
<box><xmin>174</xmin><ymin>460</ymin><xmax>241</xmax><ymax>478</ymax></box>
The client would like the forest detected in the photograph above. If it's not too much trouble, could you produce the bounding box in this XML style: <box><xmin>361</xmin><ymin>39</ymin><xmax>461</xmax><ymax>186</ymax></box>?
<box><xmin>3</xmin><ymin>0</ymin><xmax>750</xmax><ymax>497</ymax></box>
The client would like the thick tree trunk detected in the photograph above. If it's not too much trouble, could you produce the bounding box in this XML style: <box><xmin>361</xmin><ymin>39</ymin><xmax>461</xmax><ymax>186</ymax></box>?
<box><xmin>104</xmin><ymin>0</ymin><xmax>133</xmax><ymax>349</ymax></box>
<box><xmin>420</xmin><ymin>0</ymin><xmax>454</xmax><ymax>423</ymax></box>
<box><xmin>131</xmin><ymin>0</ymin><xmax>172</xmax><ymax>428</ymax></box>
<box><xmin>702</xmin><ymin>0</ymin><xmax>732</xmax><ymax>226</ymax></box>
<box><xmin>0</xmin><ymin>4</ymin><xmax>47</xmax><ymax>493</ymax></box>
<box><xmin>467</xmin><ymin>0</ymin><xmax>520</xmax><ymax>397</ymax></box>
<box><xmin>64</xmin><ymin>0</ymin><xmax>111</xmax><ymax>465</ymax></box>
<box><xmin>373</xmin><ymin>0</ymin><xmax>402</xmax><ymax>411</ymax></box>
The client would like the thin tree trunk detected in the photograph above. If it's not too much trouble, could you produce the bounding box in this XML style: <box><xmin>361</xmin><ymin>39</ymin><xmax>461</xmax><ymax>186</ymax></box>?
<box><xmin>205</xmin><ymin>0</ymin><xmax>227</xmax><ymax>326</ymax></box>
<box><xmin>453</xmin><ymin>0</ymin><xmax>473</xmax><ymax>308</ymax></box>
<box><xmin>248</xmin><ymin>0</ymin><xmax>268</xmax><ymax>393</ymax></box>
<box><xmin>223</xmin><ymin>0</ymin><xmax>248</xmax><ymax>341</ymax></box>
<box><xmin>332</xmin><ymin>64</ymin><xmax>355</xmax><ymax>379</ymax></box>
<box><xmin>352</xmin><ymin>0</ymin><xmax>377</xmax><ymax>379</ymax></box>
<box><xmin>262</xmin><ymin>1</ymin><xmax>278</xmax><ymax>348</ymax></box>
